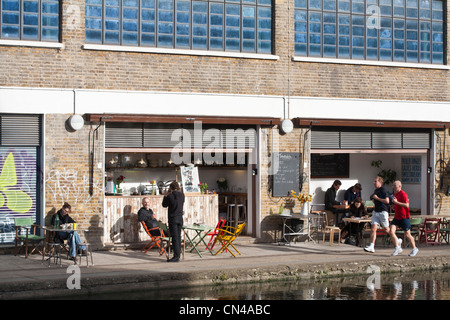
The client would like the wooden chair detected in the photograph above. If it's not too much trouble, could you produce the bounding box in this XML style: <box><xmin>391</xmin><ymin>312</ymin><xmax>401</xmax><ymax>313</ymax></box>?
<box><xmin>214</xmin><ymin>223</ymin><xmax>246</xmax><ymax>258</ymax></box>
<box><xmin>141</xmin><ymin>221</ymin><xmax>167</xmax><ymax>256</ymax></box>
<box><xmin>322</xmin><ymin>213</ymin><xmax>341</xmax><ymax>245</ymax></box>
<box><xmin>14</xmin><ymin>217</ymin><xmax>45</xmax><ymax>258</ymax></box>
<box><xmin>440</xmin><ymin>218</ymin><xmax>450</xmax><ymax>244</ymax></box>
<box><xmin>419</xmin><ymin>218</ymin><xmax>441</xmax><ymax>246</ymax></box>
<box><xmin>206</xmin><ymin>217</ymin><xmax>226</xmax><ymax>250</ymax></box>
<box><xmin>158</xmin><ymin>222</ymin><xmax>185</xmax><ymax>260</ymax></box>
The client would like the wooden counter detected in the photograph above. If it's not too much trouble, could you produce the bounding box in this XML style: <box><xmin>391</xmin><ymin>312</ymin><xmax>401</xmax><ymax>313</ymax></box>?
<box><xmin>104</xmin><ymin>194</ymin><xmax>218</xmax><ymax>245</ymax></box>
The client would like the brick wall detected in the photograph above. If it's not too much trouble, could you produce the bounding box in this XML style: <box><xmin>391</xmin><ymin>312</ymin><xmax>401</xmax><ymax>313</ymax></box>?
<box><xmin>259</xmin><ymin>126</ymin><xmax>310</xmax><ymax>242</ymax></box>
<box><xmin>435</xmin><ymin>129</ymin><xmax>450</xmax><ymax>216</ymax></box>
<box><xmin>45</xmin><ymin>114</ymin><xmax>104</xmax><ymax>249</ymax></box>
<box><xmin>0</xmin><ymin>0</ymin><xmax>448</xmax><ymax>102</ymax></box>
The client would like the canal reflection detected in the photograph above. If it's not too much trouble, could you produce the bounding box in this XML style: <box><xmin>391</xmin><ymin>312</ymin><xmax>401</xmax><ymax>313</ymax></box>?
<box><xmin>86</xmin><ymin>269</ymin><xmax>450</xmax><ymax>300</ymax></box>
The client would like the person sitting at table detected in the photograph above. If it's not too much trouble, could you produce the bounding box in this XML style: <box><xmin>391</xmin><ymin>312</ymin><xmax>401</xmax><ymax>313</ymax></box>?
<box><xmin>50</xmin><ymin>202</ymin><xmax>86</xmax><ymax>260</ymax></box>
<box><xmin>138</xmin><ymin>197</ymin><xmax>164</xmax><ymax>237</ymax></box>
<box><xmin>341</xmin><ymin>197</ymin><xmax>367</xmax><ymax>244</ymax></box>
<box><xmin>344</xmin><ymin>183</ymin><xmax>362</xmax><ymax>205</ymax></box>
<box><xmin>324</xmin><ymin>180</ymin><xmax>342</xmax><ymax>226</ymax></box>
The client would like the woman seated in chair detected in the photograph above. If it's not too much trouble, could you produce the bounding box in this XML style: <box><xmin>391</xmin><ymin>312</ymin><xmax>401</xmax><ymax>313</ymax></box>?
<box><xmin>341</xmin><ymin>197</ymin><xmax>367</xmax><ymax>244</ymax></box>
<box><xmin>50</xmin><ymin>202</ymin><xmax>86</xmax><ymax>260</ymax></box>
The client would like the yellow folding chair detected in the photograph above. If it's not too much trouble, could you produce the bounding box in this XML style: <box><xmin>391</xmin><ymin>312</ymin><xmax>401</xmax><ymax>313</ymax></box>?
<box><xmin>214</xmin><ymin>223</ymin><xmax>246</xmax><ymax>258</ymax></box>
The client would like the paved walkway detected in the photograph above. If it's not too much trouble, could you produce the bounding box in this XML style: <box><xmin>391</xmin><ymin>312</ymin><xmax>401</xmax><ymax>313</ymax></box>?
<box><xmin>1</xmin><ymin>239</ymin><xmax>450</xmax><ymax>299</ymax></box>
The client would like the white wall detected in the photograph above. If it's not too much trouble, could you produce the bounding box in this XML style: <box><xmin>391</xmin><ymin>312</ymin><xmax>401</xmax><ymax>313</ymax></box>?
<box><xmin>310</xmin><ymin>152</ymin><xmax>427</xmax><ymax>213</ymax></box>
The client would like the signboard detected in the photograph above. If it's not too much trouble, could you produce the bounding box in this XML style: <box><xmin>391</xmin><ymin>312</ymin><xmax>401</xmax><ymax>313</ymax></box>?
<box><xmin>272</xmin><ymin>152</ymin><xmax>300</xmax><ymax>197</ymax></box>
<box><xmin>311</xmin><ymin>153</ymin><xmax>350</xmax><ymax>178</ymax></box>
<box><xmin>180</xmin><ymin>166</ymin><xmax>200</xmax><ymax>193</ymax></box>
<box><xmin>401</xmin><ymin>156</ymin><xmax>421</xmax><ymax>184</ymax></box>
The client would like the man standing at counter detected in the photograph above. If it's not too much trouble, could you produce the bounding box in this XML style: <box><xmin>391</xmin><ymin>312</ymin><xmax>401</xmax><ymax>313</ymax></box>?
<box><xmin>163</xmin><ymin>181</ymin><xmax>185</xmax><ymax>262</ymax></box>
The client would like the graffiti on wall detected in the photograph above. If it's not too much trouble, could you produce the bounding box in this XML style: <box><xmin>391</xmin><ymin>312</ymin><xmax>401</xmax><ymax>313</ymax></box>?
<box><xmin>0</xmin><ymin>148</ymin><xmax>37</xmax><ymax>243</ymax></box>
<box><xmin>45</xmin><ymin>168</ymin><xmax>103</xmax><ymax>207</ymax></box>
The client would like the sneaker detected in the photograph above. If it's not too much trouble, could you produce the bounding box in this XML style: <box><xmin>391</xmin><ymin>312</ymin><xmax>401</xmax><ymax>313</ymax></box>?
<box><xmin>364</xmin><ymin>245</ymin><xmax>375</xmax><ymax>253</ymax></box>
<box><xmin>409</xmin><ymin>247</ymin><xmax>419</xmax><ymax>257</ymax></box>
<box><xmin>392</xmin><ymin>246</ymin><xmax>403</xmax><ymax>256</ymax></box>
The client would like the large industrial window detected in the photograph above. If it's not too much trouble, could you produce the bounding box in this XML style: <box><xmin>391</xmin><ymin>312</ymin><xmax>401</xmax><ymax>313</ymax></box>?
<box><xmin>0</xmin><ymin>0</ymin><xmax>59</xmax><ymax>41</ymax></box>
<box><xmin>85</xmin><ymin>0</ymin><xmax>272</xmax><ymax>54</ymax></box>
<box><xmin>294</xmin><ymin>0</ymin><xmax>444</xmax><ymax>64</ymax></box>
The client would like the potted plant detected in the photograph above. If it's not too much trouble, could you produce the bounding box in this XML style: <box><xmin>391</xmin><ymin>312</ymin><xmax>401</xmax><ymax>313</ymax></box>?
<box><xmin>290</xmin><ymin>190</ymin><xmax>313</xmax><ymax>215</ymax></box>
<box><xmin>371</xmin><ymin>160</ymin><xmax>397</xmax><ymax>185</ymax></box>
<box><xmin>199</xmin><ymin>182</ymin><xmax>208</xmax><ymax>194</ymax></box>
<box><xmin>116</xmin><ymin>175</ymin><xmax>125</xmax><ymax>194</ymax></box>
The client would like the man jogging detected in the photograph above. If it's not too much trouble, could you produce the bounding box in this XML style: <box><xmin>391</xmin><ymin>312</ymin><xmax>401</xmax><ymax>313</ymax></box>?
<box><xmin>389</xmin><ymin>180</ymin><xmax>419</xmax><ymax>257</ymax></box>
<box><xmin>364</xmin><ymin>176</ymin><xmax>390</xmax><ymax>253</ymax></box>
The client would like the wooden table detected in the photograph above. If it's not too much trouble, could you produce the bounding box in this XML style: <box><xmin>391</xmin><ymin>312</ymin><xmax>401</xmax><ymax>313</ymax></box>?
<box><xmin>342</xmin><ymin>217</ymin><xmax>372</xmax><ymax>247</ymax></box>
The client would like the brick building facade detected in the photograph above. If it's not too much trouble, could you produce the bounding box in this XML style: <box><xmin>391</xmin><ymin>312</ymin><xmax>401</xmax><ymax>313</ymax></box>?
<box><xmin>1</xmin><ymin>0</ymin><xmax>449</xmax><ymax>247</ymax></box>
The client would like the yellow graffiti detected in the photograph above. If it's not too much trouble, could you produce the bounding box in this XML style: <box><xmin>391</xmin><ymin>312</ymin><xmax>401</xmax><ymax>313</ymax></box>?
<box><xmin>0</xmin><ymin>153</ymin><xmax>33</xmax><ymax>214</ymax></box>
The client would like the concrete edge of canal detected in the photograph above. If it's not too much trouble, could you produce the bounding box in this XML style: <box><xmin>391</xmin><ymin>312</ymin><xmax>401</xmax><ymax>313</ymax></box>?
<box><xmin>2</xmin><ymin>255</ymin><xmax>450</xmax><ymax>300</ymax></box>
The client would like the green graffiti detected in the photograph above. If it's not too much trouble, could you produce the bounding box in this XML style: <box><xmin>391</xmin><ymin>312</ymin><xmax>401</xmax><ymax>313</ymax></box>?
<box><xmin>0</xmin><ymin>153</ymin><xmax>33</xmax><ymax>214</ymax></box>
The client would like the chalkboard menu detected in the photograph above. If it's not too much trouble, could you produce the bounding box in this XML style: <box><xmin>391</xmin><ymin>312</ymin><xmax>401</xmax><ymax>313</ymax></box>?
<box><xmin>311</xmin><ymin>153</ymin><xmax>349</xmax><ymax>178</ymax></box>
<box><xmin>272</xmin><ymin>152</ymin><xmax>300</xmax><ymax>197</ymax></box>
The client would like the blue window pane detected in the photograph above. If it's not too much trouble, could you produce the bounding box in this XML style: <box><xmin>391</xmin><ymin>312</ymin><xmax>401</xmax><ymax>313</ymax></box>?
<box><xmin>87</xmin><ymin>0</ymin><xmax>102</xmax><ymax>5</ymax></box>
<box><xmin>105</xmin><ymin>20</ymin><xmax>119</xmax><ymax>30</ymax></box>
<box><xmin>226</xmin><ymin>39</ymin><xmax>240</xmax><ymax>50</ymax></box>
<box><xmin>323</xmin><ymin>45</ymin><xmax>336</xmax><ymax>57</ymax></box>
<box><xmin>338</xmin><ymin>46</ymin><xmax>349</xmax><ymax>57</ymax></box>
<box><xmin>176</xmin><ymin>35</ymin><xmax>190</xmax><ymax>47</ymax></box>
<box><xmin>309</xmin><ymin>0</ymin><xmax>321</xmax><ymax>9</ymax></box>
<box><xmin>123</xmin><ymin>8</ymin><xmax>138</xmax><ymax>20</ymax></box>
<box><xmin>338</xmin><ymin>0</ymin><xmax>350</xmax><ymax>12</ymax></box>
<box><xmin>86</xmin><ymin>6</ymin><xmax>102</xmax><ymax>18</ymax></box>
<box><xmin>142</xmin><ymin>0</ymin><xmax>155</xmax><ymax>8</ymax></box>
<box><xmin>42</xmin><ymin>15</ymin><xmax>58</xmax><ymax>27</ymax></box>
<box><xmin>243</xmin><ymin>40</ymin><xmax>255</xmax><ymax>51</ymax></box>
<box><xmin>142</xmin><ymin>22</ymin><xmax>155</xmax><ymax>33</ymax></box>
<box><xmin>210</xmin><ymin>38</ymin><xmax>223</xmax><ymax>49</ymax></box>
<box><xmin>367</xmin><ymin>48</ymin><xmax>377</xmax><ymax>59</ymax></box>
<box><xmin>309</xmin><ymin>45</ymin><xmax>321</xmax><ymax>56</ymax></box>
<box><xmin>324</xmin><ymin>0</ymin><xmax>336</xmax><ymax>11</ymax></box>
<box><xmin>295</xmin><ymin>0</ymin><xmax>307</xmax><ymax>9</ymax></box>
<box><xmin>2</xmin><ymin>25</ymin><xmax>19</xmax><ymax>38</ymax></box>
<box><xmin>159</xmin><ymin>23</ymin><xmax>173</xmax><ymax>33</ymax></box>
<box><xmin>23</xmin><ymin>26</ymin><xmax>38</xmax><ymax>39</ymax></box>
<box><xmin>124</xmin><ymin>0</ymin><xmax>138</xmax><ymax>6</ymax></box>
<box><xmin>142</xmin><ymin>10</ymin><xmax>155</xmax><ymax>21</ymax></box>
<box><xmin>86</xmin><ymin>30</ymin><xmax>102</xmax><ymax>43</ymax></box>
<box><xmin>105</xmin><ymin>7</ymin><xmax>120</xmax><ymax>18</ymax></box>
<box><xmin>177</xmin><ymin>24</ymin><xmax>189</xmax><ymax>35</ymax></box>
<box><xmin>210</xmin><ymin>26</ymin><xmax>223</xmax><ymax>37</ymax></box>
<box><xmin>159</xmin><ymin>0</ymin><xmax>174</xmax><ymax>10</ymax></box>
<box><xmin>23</xmin><ymin>1</ymin><xmax>39</xmax><ymax>13</ymax></box>
<box><xmin>158</xmin><ymin>34</ymin><xmax>173</xmax><ymax>46</ymax></box>
<box><xmin>295</xmin><ymin>33</ymin><xmax>307</xmax><ymax>43</ymax></box>
<box><xmin>2</xmin><ymin>12</ymin><xmax>19</xmax><ymax>24</ymax></box>
<box><xmin>105</xmin><ymin>0</ymin><xmax>119</xmax><ymax>5</ymax></box>
<box><xmin>123</xmin><ymin>20</ymin><xmax>138</xmax><ymax>32</ymax></box>
<box><xmin>258</xmin><ymin>41</ymin><xmax>271</xmax><ymax>53</ymax></box>
<box><xmin>3</xmin><ymin>0</ymin><xmax>20</xmax><ymax>11</ymax></box>
<box><xmin>394</xmin><ymin>39</ymin><xmax>405</xmax><ymax>49</ymax></box>
<box><xmin>432</xmin><ymin>53</ymin><xmax>442</xmax><ymax>64</ymax></box>
<box><xmin>123</xmin><ymin>32</ymin><xmax>138</xmax><ymax>45</ymax></box>
<box><xmin>86</xmin><ymin>18</ymin><xmax>102</xmax><ymax>30</ymax></box>
<box><xmin>105</xmin><ymin>31</ymin><xmax>119</xmax><ymax>43</ymax></box>
<box><xmin>193</xmin><ymin>25</ymin><xmax>207</xmax><ymax>36</ymax></box>
<box><xmin>41</xmin><ymin>28</ymin><xmax>58</xmax><ymax>40</ymax></box>
<box><xmin>177</xmin><ymin>12</ymin><xmax>189</xmax><ymax>23</ymax></box>
<box><xmin>141</xmin><ymin>33</ymin><xmax>155</xmax><ymax>45</ymax></box>
<box><xmin>394</xmin><ymin>50</ymin><xmax>405</xmax><ymax>60</ymax></box>
<box><xmin>367</xmin><ymin>38</ymin><xmax>378</xmax><ymax>48</ymax></box>
<box><xmin>23</xmin><ymin>14</ymin><xmax>39</xmax><ymax>26</ymax></box>
<box><xmin>295</xmin><ymin>10</ymin><xmax>307</xmax><ymax>22</ymax></box>
<box><xmin>295</xmin><ymin>43</ymin><xmax>307</xmax><ymax>55</ymax></box>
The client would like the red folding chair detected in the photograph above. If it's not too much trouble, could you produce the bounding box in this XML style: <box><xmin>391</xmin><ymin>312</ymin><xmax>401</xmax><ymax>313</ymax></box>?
<box><xmin>419</xmin><ymin>218</ymin><xmax>441</xmax><ymax>246</ymax></box>
<box><xmin>206</xmin><ymin>217</ymin><xmax>226</xmax><ymax>250</ymax></box>
<box><xmin>141</xmin><ymin>221</ymin><xmax>167</xmax><ymax>255</ymax></box>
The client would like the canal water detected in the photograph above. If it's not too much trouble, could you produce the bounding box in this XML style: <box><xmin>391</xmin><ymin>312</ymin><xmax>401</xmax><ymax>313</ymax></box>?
<box><xmin>83</xmin><ymin>268</ymin><xmax>450</xmax><ymax>300</ymax></box>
